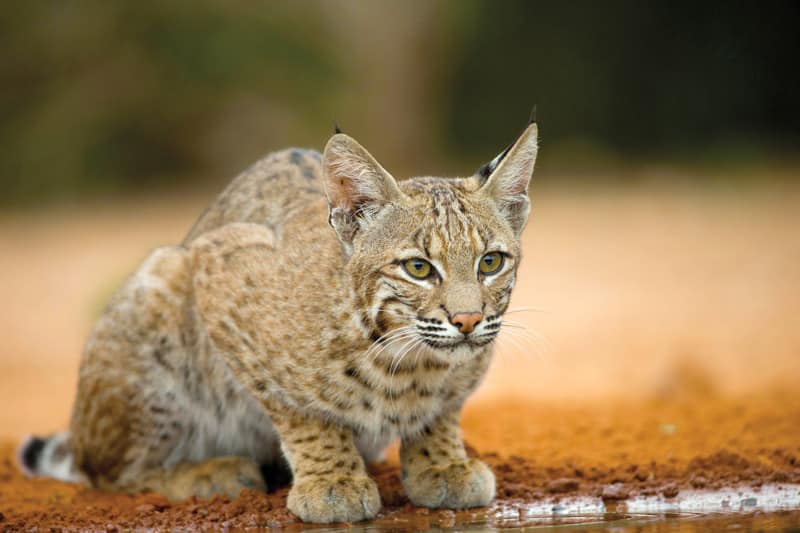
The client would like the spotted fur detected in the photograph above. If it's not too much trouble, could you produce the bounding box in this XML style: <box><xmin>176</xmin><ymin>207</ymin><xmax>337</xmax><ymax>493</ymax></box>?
<box><xmin>19</xmin><ymin>123</ymin><xmax>539</xmax><ymax>523</ymax></box>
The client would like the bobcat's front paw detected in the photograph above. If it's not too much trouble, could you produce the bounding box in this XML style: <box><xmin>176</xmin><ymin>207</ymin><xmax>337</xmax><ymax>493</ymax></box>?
<box><xmin>287</xmin><ymin>473</ymin><xmax>381</xmax><ymax>523</ymax></box>
<box><xmin>403</xmin><ymin>458</ymin><xmax>495</xmax><ymax>509</ymax></box>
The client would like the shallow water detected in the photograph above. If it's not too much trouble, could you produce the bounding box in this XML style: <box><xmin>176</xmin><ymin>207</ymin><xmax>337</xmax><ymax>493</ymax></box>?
<box><xmin>308</xmin><ymin>484</ymin><xmax>800</xmax><ymax>531</ymax></box>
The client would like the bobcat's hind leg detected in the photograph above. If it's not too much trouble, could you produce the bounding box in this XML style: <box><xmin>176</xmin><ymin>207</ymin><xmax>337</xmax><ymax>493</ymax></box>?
<box><xmin>134</xmin><ymin>456</ymin><xmax>266</xmax><ymax>501</ymax></box>
<box><xmin>70</xmin><ymin>243</ymin><xmax>277</xmax><ymax>501</ymax></box>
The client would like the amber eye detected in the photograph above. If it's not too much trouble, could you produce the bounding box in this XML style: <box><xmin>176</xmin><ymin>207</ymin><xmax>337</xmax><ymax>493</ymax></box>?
<box><xmin>479</xmin><ymin>252</ymin><xmax>504</xmax><ymax>275</ymax></box>
<box><xmin>403</xmin><ymin>258</ymin><xmax>433</xmax><ymax>279</ymax></box>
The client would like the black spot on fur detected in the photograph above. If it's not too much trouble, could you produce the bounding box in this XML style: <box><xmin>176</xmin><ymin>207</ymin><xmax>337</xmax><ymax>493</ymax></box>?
<box><xmin>423</xmin><ymin>358</ymin><xmax>450</xmax><ymax>371</ymax></box>
<box><xmin>289</xmin><ymin>150</ymin><xmax>304</xmax><ymax>165</ymax></box>
<box><xmin>21</xmin><ymin>437</ymin><xmax>46</xmax><ymax>472</ymax></box>
<box><xmin>344</xmin><ymin>366</ymin><xmax>371</xmax><ymax>390</ymax></box>
<box><xmin>302</xmin><ymin>166</ymin><xmax>316</xmax><ymax>181</ymax></box>
<box><xmin>375</xmin><ymin>314</ymin><xmax>389</xmax><ymax>335</ymax></box>
<box><xmin>152</xmin><ymin>348</ymin><xmax>173</xmax><ymax>371</ymax></box>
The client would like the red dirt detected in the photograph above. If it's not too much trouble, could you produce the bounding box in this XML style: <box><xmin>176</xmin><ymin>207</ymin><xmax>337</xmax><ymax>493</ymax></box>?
<box><xmin>2</xmin><ymin>388</ymin><xmax>799</xmax><ymax>530</ymax></box>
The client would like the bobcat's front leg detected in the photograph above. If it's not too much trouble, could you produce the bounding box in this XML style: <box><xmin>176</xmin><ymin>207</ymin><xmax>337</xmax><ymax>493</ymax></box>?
<box><xmin>270</xmin><ymin>407</ymin><xmax>380</xmax><ymax>523</ymax></box>
<box><xmin>400</xmin><ymin>411</ymin><xmax>495</xmax><ymax>509</ymax></box>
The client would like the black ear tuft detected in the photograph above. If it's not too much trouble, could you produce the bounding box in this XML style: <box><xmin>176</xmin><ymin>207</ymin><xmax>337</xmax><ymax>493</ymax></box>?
<box><xmin>334</xmin><ymin>122</ymin><xmax>343</xmax><ymax>134</ymax></box>
<box><xmin>476</xmin><ymin>142</ymin><xmax>513</xmax><ymax>180</ymax></box>
<box><xmin>476</xmin><ymin>110</ymin><xmax>538</xmax><ymax>181</ymax></box>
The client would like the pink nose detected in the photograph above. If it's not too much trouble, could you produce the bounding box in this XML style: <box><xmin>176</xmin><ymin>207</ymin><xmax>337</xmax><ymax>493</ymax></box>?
<box><xmin>450</xmin><ymin>312</ymin><xmax>483</xmax><ymax>334</ymax></box>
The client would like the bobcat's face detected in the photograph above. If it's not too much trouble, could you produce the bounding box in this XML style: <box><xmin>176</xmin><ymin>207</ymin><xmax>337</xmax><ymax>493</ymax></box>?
<box><xmin>324</xmin><ymin>123</ymin><xmax>538</xmax><ymax>362</ymax></box>
<box><xmin>347</xmin><ymin>179</ymin><xmax>521</xmax><ymax>360</ymax></box>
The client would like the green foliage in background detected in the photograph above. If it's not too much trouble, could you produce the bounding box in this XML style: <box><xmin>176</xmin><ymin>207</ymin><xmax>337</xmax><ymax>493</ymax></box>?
<box><xmin>1</xmin><ymin>2</ymin><xmax>341</xmax><ymax>204</ymax></box>
<box><xmin>1</xmin><ymin>1</ymin><xmax>798</xmax><ymax>205</ymax></box>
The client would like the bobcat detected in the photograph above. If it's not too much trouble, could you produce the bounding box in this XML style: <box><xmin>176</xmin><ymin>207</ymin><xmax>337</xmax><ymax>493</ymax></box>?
<box><xmin>18</xmin><ymin>120</ymin><xmax>539</xmax><ymax>523</ymax></box>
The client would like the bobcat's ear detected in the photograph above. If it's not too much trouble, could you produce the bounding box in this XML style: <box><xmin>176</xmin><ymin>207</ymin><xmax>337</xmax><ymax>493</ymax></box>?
<box><xmin>477</xmin><ymin>123</ymin><xmax>538</xmax><ymax>235</ymax></box>
<box><xmin>323</xmin><ymin>133</ymin><xmax>405</xmax><ymax>250</ymax></box>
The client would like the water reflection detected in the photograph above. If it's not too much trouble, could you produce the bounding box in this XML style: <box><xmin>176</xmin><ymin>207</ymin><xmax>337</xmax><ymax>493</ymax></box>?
<box><xmin>303</xmin><ymin>484</ymin><xmax>800</xmax><ymax>531</ymax></box>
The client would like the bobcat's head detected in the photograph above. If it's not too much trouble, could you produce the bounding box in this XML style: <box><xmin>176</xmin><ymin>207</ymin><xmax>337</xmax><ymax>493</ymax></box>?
<box><xmin>323</xmin><ymin>122</ymin><xmax>538</xmax><ymax>362</ymax></box>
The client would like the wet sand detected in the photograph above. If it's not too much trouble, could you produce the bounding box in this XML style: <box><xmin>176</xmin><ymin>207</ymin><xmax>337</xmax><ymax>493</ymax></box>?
<box><xmin>1</xmin><ymin>181</ymin><xmax>799</xmax><ymax>529</ymax></box>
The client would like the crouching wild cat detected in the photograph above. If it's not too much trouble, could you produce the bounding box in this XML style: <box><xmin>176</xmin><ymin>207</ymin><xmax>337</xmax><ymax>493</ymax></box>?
<box><xmin>18</xmin><ymin>119</ymin><xmax>539</xmax><ymax>523</ymax></box>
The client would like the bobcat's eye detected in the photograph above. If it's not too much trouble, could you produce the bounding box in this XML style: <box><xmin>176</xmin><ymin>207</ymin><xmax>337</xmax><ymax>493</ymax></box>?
<box><xmin>479</xmin><ymin>252</ymin><xmax>504</xmax><ymax>275</ymax></box>
<box><xmin>403</xmin><ymin>258</ymin><xmax>433</xmax><ymax>279</ymax></box>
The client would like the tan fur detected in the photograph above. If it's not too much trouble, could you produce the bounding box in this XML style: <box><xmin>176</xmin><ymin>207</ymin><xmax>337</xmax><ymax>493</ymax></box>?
<box><xmin>23</xmin><ymin>124</ymin><xmax>539</xmax><ymax>523</ymax></box>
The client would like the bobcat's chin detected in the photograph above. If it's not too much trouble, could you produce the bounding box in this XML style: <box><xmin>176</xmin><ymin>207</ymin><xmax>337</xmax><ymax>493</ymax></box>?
<box><xmin>420</xmin><ymin>335</ymin><xmax>497</xmax><ymax>363</ymax></box>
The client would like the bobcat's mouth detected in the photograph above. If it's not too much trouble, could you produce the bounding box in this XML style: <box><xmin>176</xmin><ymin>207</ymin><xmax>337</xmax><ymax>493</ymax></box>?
<box><xmin>420</xmin><ymin>336</ymin><xmax>497</xmax><ymax>350</ymax></box>
<box><xmin>416</xmin><ymin>315</ymin><xmax>501</xmax><ymax>350</ymax></box>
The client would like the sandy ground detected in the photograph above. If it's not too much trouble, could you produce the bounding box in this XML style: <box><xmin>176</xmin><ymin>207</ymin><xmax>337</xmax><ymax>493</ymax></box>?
<box><xmin>1</xmin><ymin>180</ymin><xmax>799</xmax><ymax>529</ymax></box>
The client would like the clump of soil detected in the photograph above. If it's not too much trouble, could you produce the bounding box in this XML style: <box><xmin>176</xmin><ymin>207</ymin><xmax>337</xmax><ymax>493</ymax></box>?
<box><xmin>1</xmin><ymin>388</ymin><xmax>799</xmax><ymax>531</ymax></box>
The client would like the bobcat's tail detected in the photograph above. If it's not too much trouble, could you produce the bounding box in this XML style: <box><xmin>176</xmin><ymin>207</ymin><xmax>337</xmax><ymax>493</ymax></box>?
<box><xmin>17</xmin><ymin>432</ymin><xmax>85</xmax><ymax>483</ymax></box>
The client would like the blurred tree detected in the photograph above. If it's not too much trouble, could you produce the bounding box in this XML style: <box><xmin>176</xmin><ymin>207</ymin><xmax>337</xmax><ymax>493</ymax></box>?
<box><xmin>1</xmin><ymin>1</ymin><xmax>798</xmax><ymax>206</ymax></box>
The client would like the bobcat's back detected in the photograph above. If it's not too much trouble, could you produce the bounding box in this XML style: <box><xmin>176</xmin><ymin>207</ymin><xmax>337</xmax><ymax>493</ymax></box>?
<box><xmin>184</xmin><ymin>148</ymin><xmax>326</xmax><ymax>244</ymax></box>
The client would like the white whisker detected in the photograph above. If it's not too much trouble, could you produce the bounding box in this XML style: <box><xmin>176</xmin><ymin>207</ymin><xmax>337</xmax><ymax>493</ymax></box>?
<box><xmin>504</xmin><ymin>306</ymin><xmax>549</xmax><ymax>315</ymax></box>
<box><xmin>362</xmin><ymin>326</ymin><xmax>417</xmax><ymax>362</ymax></box>
<box><xmin>497</xmin><ymin>324</ymin><xmax>551</xmax><ymax>359</ymax></box>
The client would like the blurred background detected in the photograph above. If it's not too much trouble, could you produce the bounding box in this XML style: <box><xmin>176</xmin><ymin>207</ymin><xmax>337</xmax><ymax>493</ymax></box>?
<box><xmin>1</xmin><ymin>0</ymin><xmax>799</xmax><ymax>438</ymax></box>
<box><xmin>3</xmin><ymin>0</ymin><xmax>799</xmax><ymax>204</ymax></box>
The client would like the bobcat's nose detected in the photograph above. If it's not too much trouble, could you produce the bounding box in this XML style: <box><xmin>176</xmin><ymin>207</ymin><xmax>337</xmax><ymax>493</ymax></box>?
<box><xmin>450</xmin><ymin>312</ymin><xmax>483</xmax><ymax>334</ymax></box>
